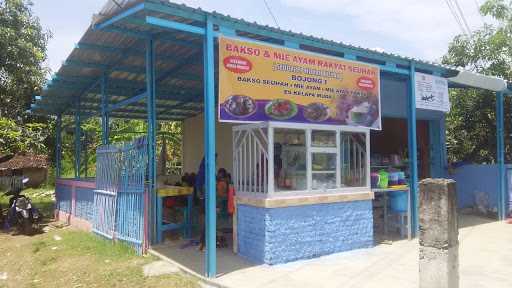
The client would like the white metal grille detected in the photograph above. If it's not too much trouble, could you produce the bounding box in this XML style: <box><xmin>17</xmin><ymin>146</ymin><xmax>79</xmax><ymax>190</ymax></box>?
<box><xmin>233</xmin><ymin>127</ymin><xmax>269</xmax><ymax>194</ymax></box>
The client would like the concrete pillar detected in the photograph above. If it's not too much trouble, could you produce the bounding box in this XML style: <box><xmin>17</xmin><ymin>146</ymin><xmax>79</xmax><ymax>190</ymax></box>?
<box><xmin>419</xmin><ymin>178</ymin><xmax>459</xmax><ymax>288</ymax></box>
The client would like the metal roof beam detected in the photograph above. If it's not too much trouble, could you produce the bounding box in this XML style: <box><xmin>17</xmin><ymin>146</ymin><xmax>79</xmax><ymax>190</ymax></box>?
<box><xmin>44</xmin><ymin>85</ymin><xmax>203</xmax><ymax>103</ymax></box>
<box><xmin>57</xmin><ymin>109</ymin><xmax>183</xmax><ymax>122</ymax></box>
<box><xmin>107</xmin><ymin>91</ymin><xmax>147</xmax><ymax>112</ymax></box>
<box><xmin>144</xmin><ymin>2</ymin><xmax>401</xmax><ymax>64</ymax></box>
<box><xmin>63</xmin><ymin>60</ymin><xmax>146</xmax><ymax>75</ymax></box>
<box><xmin>101</xmin><ymin>25</ymin><xmax>199</xmax><ymax>48</ymax></box>
<box><xmin>109</xmin><ymin>112</ymin><xmax>184</xmax><ymax>121</ymax></box>
<box><xmin>214</xmin><ymin>17</ymin><xmax>449</xmax><ymax>75</ymax></box>
<box><xmin>145</xmin><ymin>1</ymin><xmax>206</xmax><ymax>22</ymax></box>
<box><xmin>93</xmin><ymin>2</ymin><xmax>146</xmax><ymax>30</ymax></box>
<box><xmin>76</xmin><ymin>41</ymin><xmax>201</xmax><ymax>59</ymax></box>
<box><xmin>75</xmin><ymin>43</ymin><xmax>143</xmax><ymax>57</ymax></box>
<box><xmin>95</xmin><ymin>102</ymin><xmax>200</xmax><ymax>116</ymax></box>
<box><xmin>145</xmin><ymin>16</ymin><xmax>205</xmax><ymax>35</ymax></box>
<box><xmin>33</xmin><ymin>98</ymin><xmax>201</xmax><ymax>119</ymax></box>
<box><xmin>142</xmin><ymin>2</ymin><xmax>419</xmax><ymax>75</ymax></box>
<box><xmin>156</xmin><ymin>32</ymin><xmax>201</xmax><ymax>48</ymax></box>
<box><xmin>67</xmin><ymin>103</ymin><xmax>190</xmax><ymax>117</ymax></box>
<box><xmin>102</xmin><ymin>26</ymin><xmax>151</xmax><ymax>39</ymax></box>
<box><xmin>50</xmin><ymin>72</ymin><xmax>200</xmax><ymax>89</ymax></box>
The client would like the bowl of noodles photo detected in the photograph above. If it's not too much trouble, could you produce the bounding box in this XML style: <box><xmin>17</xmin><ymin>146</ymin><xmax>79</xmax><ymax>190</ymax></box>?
<box><xmin>265</xmin><ymin>99</ymin><xmax>298</xmax><ymax>120</ymax></box>
<box><xmin>303</xmin><ymin>102</ymin><xmax>330</xmax><ymax>122</ymax></box>
<box><xmin>223</xmin><ymin>95</ymin><xmax>257</xmax><ymax>118</ymax></box>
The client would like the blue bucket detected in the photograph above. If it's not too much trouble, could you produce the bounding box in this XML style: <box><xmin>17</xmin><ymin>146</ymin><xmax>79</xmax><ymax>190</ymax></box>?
<box><xmin>389</xmin><ymin>191</ymin><xmax>408</xmax><ymax>212</ymax></box>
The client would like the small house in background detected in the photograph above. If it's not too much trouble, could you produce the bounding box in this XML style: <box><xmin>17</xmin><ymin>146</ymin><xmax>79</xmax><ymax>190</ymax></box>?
<box><xmin>0</xmin><ymin>153</ymin><xmax>49</xmax><ymax>187</ymax></box>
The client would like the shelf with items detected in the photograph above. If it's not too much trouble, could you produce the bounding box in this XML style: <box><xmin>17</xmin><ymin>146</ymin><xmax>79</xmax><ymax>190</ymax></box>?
<box><xmin>312</xmin><ymin>170</ymin><xmax>336</xmax><ymax>174</ymax></box>
<box><xmin>371</xmin><ymin>164</ymin><xmax>408</xmax><ymax>169</ymax></box>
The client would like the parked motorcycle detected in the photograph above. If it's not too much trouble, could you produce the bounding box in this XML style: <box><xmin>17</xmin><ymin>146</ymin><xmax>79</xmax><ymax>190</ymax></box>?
<box><xmin>4</xmin><ymin>178</ymin><xmax>41</xmax><ymax>235</ymax></box>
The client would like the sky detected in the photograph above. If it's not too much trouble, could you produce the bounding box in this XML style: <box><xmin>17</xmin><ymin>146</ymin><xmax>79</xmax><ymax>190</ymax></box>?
<box><xmin>32</xmin><ymin>0</ymin><xmax>492</xmax><ymax>74</ymax></box>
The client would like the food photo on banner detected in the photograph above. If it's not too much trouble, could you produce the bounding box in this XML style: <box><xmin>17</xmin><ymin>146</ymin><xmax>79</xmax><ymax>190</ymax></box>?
<box><xmin>218</xmin><ymin>36</ymin><xmax>382</xmax><ymax>130</ymax></box>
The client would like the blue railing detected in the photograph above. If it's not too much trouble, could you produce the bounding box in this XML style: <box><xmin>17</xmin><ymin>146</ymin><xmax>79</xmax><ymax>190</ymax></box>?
<box><xmin>94</xmin><ymin>137</ymin><xmax>148</xmax><ymax>254</ymax></box>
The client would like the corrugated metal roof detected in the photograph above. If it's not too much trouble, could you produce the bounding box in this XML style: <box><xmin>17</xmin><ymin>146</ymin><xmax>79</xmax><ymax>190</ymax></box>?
<box><xmin>34</xmin><ymin>0</ymin><xmax>465</xmax><ymax>120</ymax></box>
<box><xmin>0</xmin><ymin>153</ymin><xmax>48</xmax><ymax>170</ymax></box>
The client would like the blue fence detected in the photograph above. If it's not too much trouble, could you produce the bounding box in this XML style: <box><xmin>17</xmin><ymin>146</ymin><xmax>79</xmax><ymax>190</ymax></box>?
<box><xmin>94</xmin><ymin>137</ymin><xmax>148</xmax><ymax>254</ymax></box>
<box><xmin>93</xmin><ymin>144</ymin><xmax>120</xmax><ymax>240</ymax></box>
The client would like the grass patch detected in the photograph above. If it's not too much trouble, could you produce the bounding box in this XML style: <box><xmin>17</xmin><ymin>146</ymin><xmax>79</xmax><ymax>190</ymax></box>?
<box><xmin>0</xmin><ymin>187</ymin><xmax>199</xmax><ymax>287</ymax></box>
<box><xmin>0</xmin><ymin>228</ymin><xmax>199</xmax><ymax>288</ymax></box>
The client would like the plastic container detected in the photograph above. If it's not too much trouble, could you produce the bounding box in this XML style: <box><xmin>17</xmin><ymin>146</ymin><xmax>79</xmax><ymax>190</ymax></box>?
<box><xmin>371</xmin><ymin>173</ymin><xmax>380</xmax><ymax>188</ymax></box>
<box><xmin>389</xmin><ymin>191</ymin><xmax>408</xmax><ymax>212</ymax></box>
<box><xmin>397</xmin><ymin>172</ymin><xmax>406</xmax><ymax>185</ymax></box>
<box><xmin>378</xmin><ymin>170</ymin><xmax>388</xmax><ymax>189</ymax></box>
<box><xmin>389</xmin><ymin>172</ymin><xmax>399</xmax><ymax>186</ymax></box>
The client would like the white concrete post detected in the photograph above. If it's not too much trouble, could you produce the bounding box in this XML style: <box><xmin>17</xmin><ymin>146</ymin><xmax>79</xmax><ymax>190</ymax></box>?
<box><xmin>419</xmin><ymin>178</ymin><xmax>459</xmax><ymax>288</ymax></box>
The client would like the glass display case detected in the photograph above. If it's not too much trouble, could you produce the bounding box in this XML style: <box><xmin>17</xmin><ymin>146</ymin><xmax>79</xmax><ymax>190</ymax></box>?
<box><xmin>274</xmin><ymin>128</ymin><xmax>307</xmax><ymax>192</ymax></box>
<box><xmin>233</xmin><ymin>122</ymin><xmax>370</xmax><ymax>196</ymax></box>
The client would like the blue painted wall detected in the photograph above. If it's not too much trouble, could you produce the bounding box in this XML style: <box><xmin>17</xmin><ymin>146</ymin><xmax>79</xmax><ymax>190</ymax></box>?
<box><xmin>55</xmin><ymin>183</ymin><xmax>72</xmax><ymax>213</ymax></box>
<box><xmin>75</xmin><ymin>186</ymin><xmax>95</xmax><ymax>221</ymax></box>
<box><xmin>237</xmin><ymin>200</ymin><xmax>374</xmax><ymax>265</ymax></box>
<box><xmin>381</xmin><ymin>76</ymin><xmax>445</xmax><ymax>120</ymax></box>
<box><xmin>450</xmin><ymin>164</ymin><xmax>501</xmax><ymax>210</ymax></box>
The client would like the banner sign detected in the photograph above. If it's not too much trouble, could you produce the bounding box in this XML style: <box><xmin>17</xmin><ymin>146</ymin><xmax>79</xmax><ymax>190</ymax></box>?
<box><xmin>218</xmin><ymin>36</ymin><xmax>381</xmax><ymax>130</ymax></box>
<box><xmin>415</xmin><ymin>72</ymin><xmax>450</xmax><ymax>112</ymax></box>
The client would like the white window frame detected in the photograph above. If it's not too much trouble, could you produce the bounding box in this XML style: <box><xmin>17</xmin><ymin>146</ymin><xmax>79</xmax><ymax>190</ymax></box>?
<box><xmin>233</xmin><ymin>121</ymin><xmax>371</xmax><ymax>198</ymax></box>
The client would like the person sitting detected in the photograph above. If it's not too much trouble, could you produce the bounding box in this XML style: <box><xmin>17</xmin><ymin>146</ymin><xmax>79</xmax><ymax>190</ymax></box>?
<box><xmin>197</xmin><ymin>165</ymin><xmax>231</xmax><ymax>251</ymax></box>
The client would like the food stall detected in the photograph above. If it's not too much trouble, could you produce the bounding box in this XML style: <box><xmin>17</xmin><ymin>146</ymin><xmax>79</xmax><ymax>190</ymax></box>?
<box><xmin>212</xmin><ymin>37</ymin><xmax>377</xmax><ymax>264</ymax></box>
<box><xmin>36</xmin><ymin>0</ymin><xmax>510</xmax><ymax>278</ymax></box>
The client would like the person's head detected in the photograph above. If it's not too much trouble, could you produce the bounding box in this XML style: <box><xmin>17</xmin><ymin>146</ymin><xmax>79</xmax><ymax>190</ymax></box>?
<box><xmin>217</xmin><ymin>168</ymin><xmax>227</xmax><ymax>179</ymax></box>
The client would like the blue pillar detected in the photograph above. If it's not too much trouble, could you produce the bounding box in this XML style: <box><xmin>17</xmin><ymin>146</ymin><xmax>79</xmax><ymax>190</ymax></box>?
<box><xmin>407</xmin><ymin>62</ymin><xmax>419</xmax><ymax>235</ymax></box>
<box><xmin>101</xmin><ymin>72</ymin><xmax>110</xmax><ymax>145</ymax></box>
<box><xmin>55</xmin><ymin>114</ymin><xmax>62</xmax><ymax>178</ymax></box>
<box><xmin>439</xmin><ymin>115</ymin><xmax>448</xmax><ymax>177</ymax></box>
<box><xmin>74</xmin><ymin>104</ymin><xmax>81</xmax><ymax>179</ymax></box>
<box><xmin>204</xmin><ymin>16</ymin><xmax>217</xmax><ymax>278</ymax></box>
<box><xmin>429</xmin><ymin>117</ymin><xmax>447</xmax><ymax>178</ymax></box>
<box><xmin>146</xmin><ymin>38</ymin><xmax>157</xmax><ymax>242</ymax></box>
<box><xmin>84</xmin><ymin>132</ymin><xmax>88</xmax><ymax>178</ymax></box>
<box><xmin>428</xmin><ymin>120</ymin><xmax>441</xmax><ymax>178</ymax></box>
<box><xmin>496</xmin><ymin>91</ymin><xmax>506</xmax><ymax>220</ymax></box>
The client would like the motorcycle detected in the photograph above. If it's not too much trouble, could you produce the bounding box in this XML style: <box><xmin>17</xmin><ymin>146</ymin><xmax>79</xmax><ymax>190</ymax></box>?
<box><xmin>4</xmin><ymin>178</ymin><xmax>41</xmax><ymax>235</ymax></box>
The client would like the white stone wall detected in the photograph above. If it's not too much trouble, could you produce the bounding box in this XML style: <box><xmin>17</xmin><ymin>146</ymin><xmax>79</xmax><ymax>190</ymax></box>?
<box><xmin>182</xmin><ymin>114</ymin><xmax>235</xmax><ymax>174</ymax></box>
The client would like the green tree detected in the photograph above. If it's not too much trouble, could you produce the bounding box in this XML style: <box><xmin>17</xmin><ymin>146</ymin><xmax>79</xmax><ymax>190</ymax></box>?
<box><xmin>0</xmin><ymin>0</ymin><xmax>51</xmax><ymax>119</ymax></box>
<box><xmin>0</xmin><ymin>117</ymin><xmax>52</xmax><ymax>155</ymax></box>
<box><xmin>442</xmin><ymin>0</ymin><xmax>512</xmax><ymax>163</ymax></box>
<box><xmin>0</xmin><ymin>0</ymin><xmax>52</xmax><ymax>160</ymax></box>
